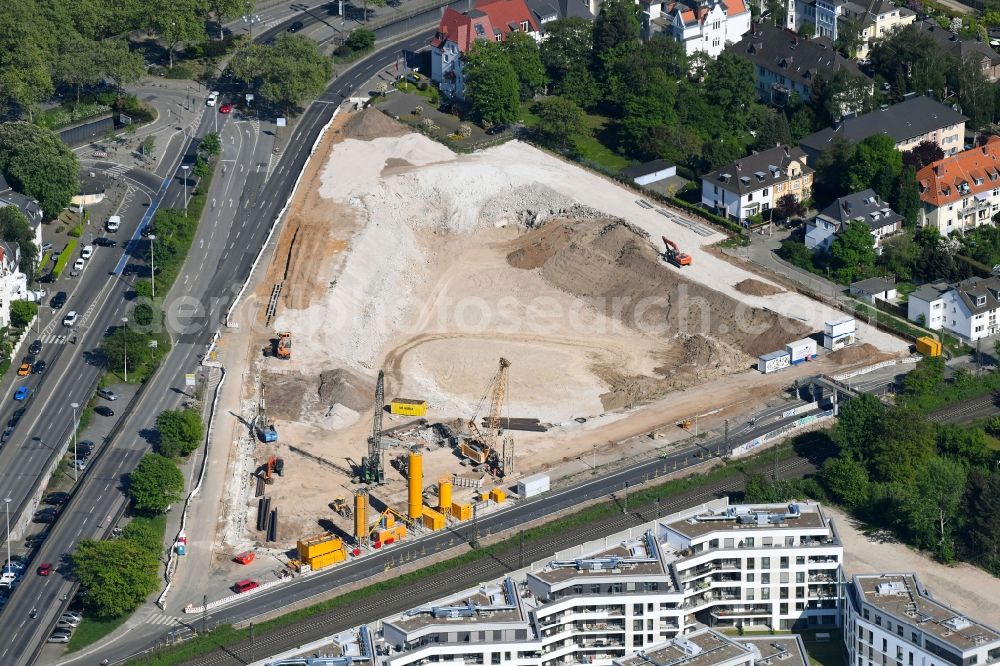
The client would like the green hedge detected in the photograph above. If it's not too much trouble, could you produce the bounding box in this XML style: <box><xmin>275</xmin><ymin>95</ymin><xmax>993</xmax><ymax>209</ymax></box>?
<box><xmin>52</xmin><ymin>239</ymin><xmax>78</xmax><ymax>278</ymax></box>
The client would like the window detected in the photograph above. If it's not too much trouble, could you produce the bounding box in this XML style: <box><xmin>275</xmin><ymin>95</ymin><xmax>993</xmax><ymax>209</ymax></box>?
<box><xmin>762</xmin><ymin>557</ymin><xmax>771</xmax><ymax>568</ymax></box>
<box><xmin>762</xmin><ymin>573</ymin><xmax>771</xmax><ymax>584</ymax></box>
<box><xmin>762</xmin><ymin>588</ymin><xmax>771</xmax><ymax>600</ymax></box>
<box><xmin>780</xmin><ymin>556</ymin><xmax>789</xmax><ymax>569</ymax></box>
<box><xmin>520</xmin><ymin>21</ymin><xmax>528</xmax><ymax>30</ymax></box>
<box><xmin>747</xmin><ymin>573</ymin><xmax>755</xmax><ymax>582</ymax></box>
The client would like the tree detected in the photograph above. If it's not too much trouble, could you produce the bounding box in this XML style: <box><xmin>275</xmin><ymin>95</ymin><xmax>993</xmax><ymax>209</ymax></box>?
<box><xmin>539</xmin><ymin>17</ymin><xmax>594</xmax><ymax>83</ymax></box>
<box><xmin>358</xmin><ymin>0</ymin><xmax>386</xmax><ymax>23</ymax></box>
<box><xmin>902</xmin><ymin>355</ymin><xmax>945</xmax><ymax>397</ymax></box>
<box><xmin>902</xmin><ymin>456</ymin><xmax>966</xmax><ymax>560</ymax></box>
<box><xmin>0</xmin><ymin>122</ymin><xmax>80</xmax><ymax>218</ymax></box>
<box><xmin>829</xmin><ymin>219</ymin><xmax>876</xmax><ymax>282</ymax></box>
<box><xmin>877</xmin><ymin>233</ymin><xmax>919</xmax><ymax>281</ymax></box>
<box><xmin>959</xmin><ymin>470</ymin><xmax>1000</xmax><ymax>568</ymax></box>
<box><xmin>72</xmin><ymin>538</ymin><xmax>159</xmax><ymax>618</ymax></box>
<box><xmin>208</xmin><ymin>0</ymin><xmax>254</xmax><ymax>39</ymax></box>
<box><xmin>150</xmin><ymin>0</ymin><xmax>209</xmax><ymax>69</ymax></box>
<box><xmin>871</xmin><ymin>25</ymin><xmax>948</xmax><ymax>99</ymax></box>
<box><xmin>0</xmin><ymin>4</ymin><xmax>55</xmax><ymax>119</ymax></box>
<box><xmin>704</xmin><ymin>52</ymin><xmax>757</xmax><ymax>132</ymax></box>
<box><xmin>813</xmin><ymin>138</ymin><xmax>855</xmax><ymax>206</ymax></box>
<box><xmin>533</xmin><ymin>96</ymin><xmax>585</xmax><ymax>149</ymax></box>
<box><xmin>902</xmin><ymin>140</ymin><xmax>944</xmax><ymax>170</ymax></box>
<box><xmin>593</xmin><ymin>0</ymin><xmax>640</xmax><ymax>57</ymax></box>
<box><xmin>820</xmin><ymin>457</ymin><xmax>870</xmax><ymax>509</ymax></box>
<box><xmin>9</xmin><ymin>300</ymin><xmax>37</xmax><ymax>329</ymax></box>
<box><xmin>155</xmin><ymin>408</ymin><xmax>205</xmax><ymax>458</ymax></box>
<box><xmin>199</xmin><ymin>132</ymin><xmax>221</xmax><ymax>157</ymax></box>
<box><xmin>772</xmin><ymin>193</ymin><xmax>805</xmax><ymax>223</ymax></box>
<box><xmin>832</xmin><ymin>393</ymin><xmax>885</xmax><ymax>459</ymax></box>
<box><xmin>250</xmin><ymin>34</ymin><xmax>333</xmax><ymax>112</ymax></box>
<box><xmin>951</xmin><ymin>55</ymin><xmax>995</xmax><ymax>128</ymax></box>
<box><xmin>754</xmin><ymin>112</ymin><xmax>791</xmax><ymax>150</ymax></box>
<box><xmin>0</xmin><ymin>206</ymin><xmax>39</xmax><ymax>276</ymax></box>
<box><xmin>895</xmin><ymin>166</ymin><xmax>920</xmax><ymax>228</ymax></box>
<box><xmin>345</xmin><ymin>28</ymin><xmax>375</xmax><ymax>51</ymax></box>
<box><xmin>834</xmin><ymin>16</ymin><xmax>863</xmax><ymax>58</ymax></box>
<box><xmin>57</xmin><ymin>35</ymin><xmax>103</xmax><ymax>105</ymax></box>
<box><xmin>99</xmin><ymin>39</ymin><xmax>145</xmax><ymax>103</ymax></box>
<box><xmin>556</xmin><ymin>65</ymin><xmax>601</xmax><ymax>110</ymax></box>
<box><xmin>503</xmin><ymin>31</ymin><xmax>547</xmax><ymax>101</ymax></box>
<box><xmin>848</xmin><ymin>133</ymin><xmax>902</xmax><ymax>198</ymax></box>
<box><xmin>869</xmin><ymin>407</ymin><xmax>936</xmax><ymax>485</ymax></box>
<box><xmin>100</xmin><ymin>326</ymin><xmax>168</xmax><ymax>380</ymax></box>
<box><xmin>128</xmin><ymin>453</ymin><xmax>184</xmax><ymax>512</ymax></box>
<box><xmin>464</xmin><ymin>40</ymin><xmax>520</xmax><ymax>127</ymax></box>
<box><xmin>192</xmin><ymin>155</ymin><xmax>210</xmax><ymax>179</ymax></box>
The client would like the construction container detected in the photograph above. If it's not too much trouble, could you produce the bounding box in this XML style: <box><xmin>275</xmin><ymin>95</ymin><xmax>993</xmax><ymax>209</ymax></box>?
<box><xmin>489</xmin><ymin>488</ymin><xmax>506</xmax><ymax>503</ymax></box>
<box><xmin>786</xmin><ymin>338</ymin><xmax>817</xmax><ymax>364</ymax></box>
<box><xmin>308</xmin><ymin>547</ymin><xmax>346</xmax><ymax>571</ymax></box>
<box><xmin>376</xmin><ymin>525</ymin><xmax>407</xmax><ymax>543</ymax></box>
<box><xmin>823</xmin><ymin>332</ymin><xmax>855</xmax><ymax>351</ymax></box>
<box><xmin>517</xmin><ymin>473</ymin><xmax>550</xmax><ymax>498</ymax></box>
<box><xmin>824</xmin><ymin>317</ymin><xmax>856</xmax><ymax>339</ymax></box>
<box><xmin>408</xmin><ymin>450</ymin><xmax>423</xmax><ymax>521</ymax></box>
<box><xmin>758</xmin><ymin>350</ymin><xmax>790</xmax><ymax>374</ymax></box>
<box><xmin>390</xmin><ymin>398</ymin><xmax>427</xmax><ymax>416</ymax></box>
<box><xmin>451</xmin><ymin>502</ymin><xmax>472</xmax><ymax>521</ymax></box>
<box><xmin>421</xmin><ymin>506</ymin><xmax>445</xmax><ymax>531</ymax></box>
<box><xmin>438</xmin><ymin>477</ymin><xmax>452</xmax><ymax>512</ymax></box>
<box><xmin>297</xmin><ymin>533</ymin><xmax>344</xmax><ymax>562</ymax></box>
<box><xmin>915</xmin><ymin>336</ymin><xmax>942</xmax><ymax>357</ymax></box>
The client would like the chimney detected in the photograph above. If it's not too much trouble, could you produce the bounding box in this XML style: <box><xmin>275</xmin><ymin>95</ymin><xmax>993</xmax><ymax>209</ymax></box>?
<box><xmin>736</xmin><ymin>161</ymin><xmax>742</xmax><ymax>171</ymax></box>
<box><xmin>783</xmin><ymin>145</ymin><xmax>790</xmax><ymax>158</ymax></box>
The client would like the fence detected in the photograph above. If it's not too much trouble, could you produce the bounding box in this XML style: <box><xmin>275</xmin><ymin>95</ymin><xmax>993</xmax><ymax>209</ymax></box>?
<box><xmin>730</xmin><ymin>411</ymin><xmax>835</xmax><ymax>458</ymax></box>
<box><xmin>58</xmin><ymin>114</ymin><xmax>114</xmax><ymax>147</ymax></box>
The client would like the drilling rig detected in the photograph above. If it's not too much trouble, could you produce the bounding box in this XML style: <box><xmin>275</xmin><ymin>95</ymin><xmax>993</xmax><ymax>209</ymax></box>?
<box><xmin>361</xmin><ymin>371</ymin><xmax>385</xmax><ymax>484</ymax></box>
<box><xmin>459</xmin><ymin>358</ymin><xmax>514</xmax><ymax>477</ymax></box>
<box><xmin>256</xmin><ymin>381</ymin><xmax>278</xmax><ymax>443</ymax></box>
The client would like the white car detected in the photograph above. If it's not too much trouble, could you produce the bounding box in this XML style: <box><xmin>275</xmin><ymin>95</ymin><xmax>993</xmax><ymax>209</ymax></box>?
<box><xmin>72</xmin><ymin>258</ymin><xmax>85</xmax><ymax>271</ymax></box>
<box><xmin>47</xmin><ymin>633</ymin><xmax>71</xmax><ymax>644</ymax></box>
<box><xmin>106</xmin><ymin>216</ymin><xmax>121</xmax><ymax>233</ymax></box>
<box><xmin>206</xmin><ymin>91</ymin><xmax>220</xmax><ymax>107</ymax></box>
<box><xmin>80</xmin><ymin>245</ymin><xmax>93</xmax><ymax>260</ymax></box>
<box><xmin>60</xmin><ymin>611</ymin><xmax>83</xmax><ymax>622</ymax></box>
<box><xmin>62</xmin><ymin>311</ymin><xmax>78</xmax><ymax>327</ymax></box>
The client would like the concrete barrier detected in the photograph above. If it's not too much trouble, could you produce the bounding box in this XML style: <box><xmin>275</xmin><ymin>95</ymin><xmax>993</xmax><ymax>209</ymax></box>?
<box><xmin>183</xmin><ymin>576</ymin><xmax>288</xmax><ymax>614</ymax></box>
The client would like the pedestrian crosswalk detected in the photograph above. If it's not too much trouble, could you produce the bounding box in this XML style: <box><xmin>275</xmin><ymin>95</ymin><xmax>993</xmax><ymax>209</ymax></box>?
<box><xmin>36</xmin><ymin>333</ymin><xmax>70</xmax><ymax>345</ymax></box>
<box><xmin>105</xmin><ymin>164</ymin><xmax>129</xmax><ymax>179</ymax></box>
<box><xmin>137</xmin><ymin>608</ymin><xmax>184</xmax><ymax>627</ymax></box>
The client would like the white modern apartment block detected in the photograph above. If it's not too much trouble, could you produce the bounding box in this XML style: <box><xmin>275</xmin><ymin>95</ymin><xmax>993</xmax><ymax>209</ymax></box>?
<box><xmin>641</xmin><ymin>0</ymin><xmax>751</xmax><ymax>60</ymax></box>
<box><xmin>844</xmin><ymin>574</ymin><xmax>1000</xmax><ymax>666</ymax></box>
<box><xmin>0</xmin><ymin>242</ymin><xmax>27</xmax><ymax>329</ymax></box>
<box><xmin>907</xmin><ymin>276</ymin><xmax>1000</xmax><ymax>342</ymax></box>
<box><xmin>906</xmin><ymin>282</ymin><xmax>948</xmax><ymax>331</ymax></box>
<box><xmin>364</xmin><ymin>499</ymin><xmax>842</xmax><ymax>666</ymax></box>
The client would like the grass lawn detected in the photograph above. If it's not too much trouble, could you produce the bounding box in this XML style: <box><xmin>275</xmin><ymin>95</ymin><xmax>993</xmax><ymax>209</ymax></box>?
<box><xmin>519</xmin><ymin>101</ymin><xmax>631</xmax><ymax>173</ymax></box>
<box><xmin>895</xmin><ymin>281</ymin><xmax>915</xmax><ymax>302</ymax></box>
<box><xmin>66</xmin><ymin>614</ymin><xmax>129</xmax><ymax>652</ymax></box>
<box><xmin>396</xmin><ymin>81</ymin><xmax>439</xmax><ymax>102</ymax></box>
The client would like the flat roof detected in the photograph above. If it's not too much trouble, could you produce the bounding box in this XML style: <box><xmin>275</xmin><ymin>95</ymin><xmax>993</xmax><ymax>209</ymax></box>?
<box><xmin>665</xmin><ymin>503</ymin><xmax>829</xmax><ymax>539</ymax></box>
<box><xmin>616</xmin><ymin>628</ymin><xmax>752</xmax><ymax>666</ymax></box>
<box><xmin>855</xmin><ymin>574</ymin><xmax>1000</xmax><ymax>653</ymax></box>
<box><xmin>741</xmin><ymin>636</ymin><xmax>809</xmax><ymax>666</ymax></box>
<box><xmin>533</xmin><ymin>533</ymin><xmax>666</xmax><ymax>584</ymax></box>
<box><xmin>390</xmin><ymin>581</ymin><xmax>525</xmax><ymax>632</ymax></box>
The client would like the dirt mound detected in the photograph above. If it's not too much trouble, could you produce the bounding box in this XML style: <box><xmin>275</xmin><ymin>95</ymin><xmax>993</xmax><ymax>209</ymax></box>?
<box><xmin>508</xmin><ymin>219</ymin><xmax>809</xmax><ymax>358</ymax></box>
<box><xmin>341</xmin><ymin>108</ymin><xmax>408</xmax><ymax>140</ymax></box>
<box><xmin>261</xmin><ymin>371</ymin><xmax>308</xmax><ymax>421</ymax></box>
<box><xmin>827</xmin><ymin>343</ymin><xmax>894</xmax><ymax>365</ymax></box>
<box><xmin>735</xmin><ymin>278</ymin><xmax>784</xmax><ymax>296</ymax></box>
<box><xmin>317</xmin><ymin>368</ymin><xmax>375</xmax><ymax>411</ymax></box>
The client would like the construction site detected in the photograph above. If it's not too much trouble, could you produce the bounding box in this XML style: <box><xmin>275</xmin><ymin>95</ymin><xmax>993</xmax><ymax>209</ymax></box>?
<box><xmin>215</xmin><ymin>109</ymin><xmax>910</xmax><ymax>574</ymax></box>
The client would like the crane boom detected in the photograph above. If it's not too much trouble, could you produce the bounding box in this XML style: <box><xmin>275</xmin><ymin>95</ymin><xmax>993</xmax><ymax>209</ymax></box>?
<box><xmin>363</xmin><ymin>371</ymin><xmax>385</xmax><ymax>484</ymax></box>
<box><xmin>462</xmin><ymin>358</ymin><xmax>511</xmax><ymax>473</ymax></box>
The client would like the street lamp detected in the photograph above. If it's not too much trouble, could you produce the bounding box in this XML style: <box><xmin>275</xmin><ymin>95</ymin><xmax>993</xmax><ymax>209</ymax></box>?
<box><xmin>71</xmin><ymin>403</ymin><xmax>80</xmax><ymax>483</ymax></box>
<box><xmin>122</xmin><ymin>317</ymin><xmax>129</xmax><ymax>382</ymax></box>
<box><xmin>149</xmin><ymin>234</ymin><xmax>156</xmax><ymax>300</ymax></box>
<box><xmin>4</xmin><ymin>498</ymin><xmax>11</xmax><ymax>578</ymax></box>
<box><xmin>243</xmin><ymin>14</ymin><xmax>261</xmax><ymax>40</ymax></box>
<box><xmin>181</xmin><ymin>165</ymin><xmax>190</xmax><ymax>217</ymax></box>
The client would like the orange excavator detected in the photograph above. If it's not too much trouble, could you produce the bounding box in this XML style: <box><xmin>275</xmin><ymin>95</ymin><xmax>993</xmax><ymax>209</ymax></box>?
<box><xmin>275</xmin><ymin>332</ymin><xmax>292</xmax><ymax>359</ymax></box>
<box><xmin>662</xmin><ymin>237</ymin><xmax>692</xmax><ymax>268</ymax></box>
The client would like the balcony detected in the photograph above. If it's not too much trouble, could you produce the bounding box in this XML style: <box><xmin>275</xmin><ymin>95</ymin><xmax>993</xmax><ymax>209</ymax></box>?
<box><xmin>710</xmin><ymin>605</ymin><xmax>773</xmax><ymax>618</ymax></box>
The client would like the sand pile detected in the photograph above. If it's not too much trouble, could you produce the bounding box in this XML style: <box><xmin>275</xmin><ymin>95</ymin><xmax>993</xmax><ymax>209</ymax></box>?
<box><xmin>317</xmin><ymin>368</ymin><xmax>375</xmax><ymax>411</ymax></box>
<box><xmin>827</xmin><ymin>343</ymin><xmax>894</xmax><ymax>365</ymax></box>
<box><xmin>260</xmin><ymin>368</ymin><xmax>372</xmax><ymax>429</ymax></box>
<box><xmin>339</xmin><ymin>108</ymin><xmax>408</xmax><ymax>140</ymax></box>
<box><xmin>735</xmin><ymin>278</ymin><xmax>784</xmax><ymax>296</ymax></box>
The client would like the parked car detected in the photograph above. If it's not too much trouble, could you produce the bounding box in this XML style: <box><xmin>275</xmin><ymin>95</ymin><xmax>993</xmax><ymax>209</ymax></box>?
<box><xmin>28</xmin><ymin>340</ymin><xmax>41</xmax><ymax>355</ymax></box>
<box><xmin>60</xmin><ymin>611</ymin><xmax>82</xmax><ymax>622</ymax></box>
<box><xmin>13</xmin><ymin>387</ymin><xmax>30</xmax><ymax>401</ymax></box>
<box><xmin>233</xmin><ymin>579</ymin><xmax>259</xmax><ymax>593</ymax></box>
<box><xmin>44</xmin><ymin>492</ymin><xmax>69</xmax><ymax>506</ymax></box>
<box><xmin>8</xmin><ymin>408</ymin><xmax>24</xmax><ymax>427</ymax></box>
<box><xmin>37</xmin><ymin>563</ymin><xmax>52</xmax><ymax>576</ymax></box>
<box><xmin>40</xmin><ymin>241</ymin><xmax>53</xmax><ymax>252</ymax></box>
<box><xmin>33</xmin><ymin>512</ymin><xmax>56</xmax><ymax>524</ymax></box>
<box><xmin>47</xmin><ymin>633</ymin><xmax>70</xmax><ymax>644</ymax></box>
<box><xmin>95</xmin><ymin>406</ymin><xmax>114</xmax><ymax>417</ymax></box>
<box><xmin>55</xmin><ymin>619</ymin><xmax>78</xmax><ymax>630</ymax></box>
<box><xmin>77</xmin><ymin>440</ymin><xmax>94</xmax><ymax>453</ymax></box>
<box><xmin>73</xmin><ymin>460</ymin><xmax>86</xmax><ymax>471</ymax></box>
<box><xmin>97</xmin><ymin>389</ymin><xmax>118</xmax><ymax>401</ymax></box>
<box><xmin>80</xmin><ymin>245</ymin><xmax>94</xmax><ymax>260</ymax></box>
<box><xmin>50</xmin><ymin>291</ymin><xmax>67</xmax><ymax>309</ymax></box>
<box><xmin>1</xmin><ymin>426</ymin><xmax>14</xmax><ymax>444</ymax></box>
<box><xmin>72</xmin><ymin>258</ymin><xmax>85</xmax><ymax>272</ymax></box>
<box><xmin>62</xmin><ymin>311</ymin><xmax>78</xmax><ymax>327</ymax></box>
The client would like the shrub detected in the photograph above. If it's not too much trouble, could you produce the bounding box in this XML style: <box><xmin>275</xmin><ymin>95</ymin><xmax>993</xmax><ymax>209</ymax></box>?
<box><xmin>334</xmin><ymin>45</ymin><xmax>351</xmax><ymax>58</ymax></box>
<box><xmin>10</xmin><ymin>301</ymin><xmax>37</xmax><ymax>329</ymax></box>
<box><xmin>457</xmin><ymin>124</ymin><xmax>472</xmax><ymax>138</ymax></box>
<box><xmin>51</xmin><ymin>239</ymin><xmax>78</xmax><ymax>278</ymax></box>
<box><xmin>413</xmin><ymin>105</ymin><xmax>423</xmax><ymax>116</ymax></box>
<box><xmin>417</xmin><ymin>80</ymin><xmax>429</xmax><ymax>91</ymax></box>
<box><xmin>420</xmin><ymin>118</ymin><xmax>434</xmax><ymax>128</ymax></box>
<box><xmin>165</xmin><ymin>64</ymin><xmax>196</xmax><ymax>80</ymax></box>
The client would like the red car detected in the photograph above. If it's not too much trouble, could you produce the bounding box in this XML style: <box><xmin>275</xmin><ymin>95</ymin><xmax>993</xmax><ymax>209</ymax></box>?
<box><xmin>37</xmin><ymin>563</ymin><xmax>52</xmax><ymax>576</ymax></box>
<box><xmin>219</xmin><ymin>103</ymin><xmax>232</xmax><ymax>114</ymax></box>
<box><xmin>233</xmin><ymin>579</ymin><xmax>259</xmax><ymax>593</ymax></box>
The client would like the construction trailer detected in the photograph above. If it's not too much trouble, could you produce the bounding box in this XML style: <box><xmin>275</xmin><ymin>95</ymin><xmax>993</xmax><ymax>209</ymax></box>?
<box><xmin>786</xmin><ymin>338</ymin><xmax>817</xmax><ymax>364</ymax></box>
<box><xmin>662</xmin><ymin>236</ymin><xmax>692</xmax><ymax>267</ymax></box>
<box><xmin>758</xmin><ymin>350</ymin><xmax>791</xmax><ymax>374</ymax></box>
<box><xmin>915</xmin><ymin>336</ymin><xmax>942</xmax><ymax>357</ymax></box>
<box><xmin>390</xmin><ymin>398</ymin><xmax>427</xmax><ymax>416</ymax></box>
<box><xmin>823</xmin><ymin>317</ymin><xmax>856</xmax><ymax>350</ymax></box>
<box><xmin>275</xmin><ymin>332</ymin><xmax>292</xmax><ymax>359</ymax></box>
<box><xmin>517</xmin><ymin>473</ymin><xmax>549</xmax><ymax>498</ymax></box>
<box><xmin>459</xmin><ymin>358</ymin><xmax>514</xmax><ymax>477</ymax></box>
<box><xmin>296</xmin><ymin>532</ymin><xmax>346</xmax><ymax>571</ymax></box>
<box><xmin>361</xmin><ymin>371</ymin><xmax>386</xmax><ymax>484</ymax></box>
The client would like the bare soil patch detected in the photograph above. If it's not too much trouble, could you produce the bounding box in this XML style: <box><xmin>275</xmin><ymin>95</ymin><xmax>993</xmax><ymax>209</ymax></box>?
<box><xmin>735</xmin><ymin>278</ymin><xmax>784</xmax><ymax>296</ymax></box>
<box><xmin>826</xmin><ymin>343</ymin><xmax>894</xmax><ymax>365</ymax></box>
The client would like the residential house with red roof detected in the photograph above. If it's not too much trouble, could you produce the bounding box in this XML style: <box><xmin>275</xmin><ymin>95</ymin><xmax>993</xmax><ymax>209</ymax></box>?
<box><xmin>917</xmin><ymin>137</ymin><xmax>1000</xmax><ymax>233</ymax></box>
<box><xmin>641</xmin><ymin>0</ymin><xmax>751</xmax><ymax>60</ymax></box>
<box><xmin>430</xmin><ymin>0</ymin><xmax>540</xmax><ymax>99</ymax></box>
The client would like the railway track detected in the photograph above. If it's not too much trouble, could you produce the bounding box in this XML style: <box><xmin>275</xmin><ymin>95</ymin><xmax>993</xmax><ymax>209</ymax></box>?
<box><xmin>927</xmin><ymin>392</ymin><xmax>999</xmax><ymax>424</ymax></box>
<box><xmin>175</xmin><ymin>455</ymin><xmax>817</xmax><ymax>666</ymax></box>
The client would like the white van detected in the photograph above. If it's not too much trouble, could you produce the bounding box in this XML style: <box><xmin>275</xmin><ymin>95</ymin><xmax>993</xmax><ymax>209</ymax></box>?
<box><xmin>206</xmin><ymin>91</ymin><xmax>220</xmax><ymax>107</ymax></box>
<box><xmin>106</xmin><ymin>215</ymin><xmax>120</xmax><ymax>233</ymax></box>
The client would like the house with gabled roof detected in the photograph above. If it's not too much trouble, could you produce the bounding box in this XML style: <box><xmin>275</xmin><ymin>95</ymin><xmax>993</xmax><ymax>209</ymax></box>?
<box><xmin>916</xmin><ymin>137</ymin><xmax>1000</xmax><ymax>234</ymax></box>
<box><xmin>701</xmin><ymin>144</ymin><xmax>813</xmax><ymax>225</ymax></box>
<box><xmin>430</xmin><ymin>0</ymin><xmax>540</xmax><ymax>99</ymax></box>
<box><xmin>641</xmin><ymin>0</ymin><xmax>751</xmax><ymax>60</ymax></box>
<box><xmin>805</xmin><ymin>189</ymin><xmax>903</xmax><ymax>253</ymax></box>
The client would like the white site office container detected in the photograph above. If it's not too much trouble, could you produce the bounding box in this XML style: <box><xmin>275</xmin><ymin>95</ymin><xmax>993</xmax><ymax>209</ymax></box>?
<box><xmin>823</xmin><ymin>332</ymin><xmax>856</xmax><ymax>351</ymax></box>
<box><xmin>787</xmin><ymin>338</ymin><xmax>817</xmax><ymax>364</ymax></box>
<box><xmin>824</xmin><ymin>317</ymin><xmax>856</xmax><ymax>338</ymax></box>
<box><xmin>758</xmin><ymin>350</ymin><xmax>791</xmax><ymax>374</ymax></box>
<box><xmin>517</xmin><ymin>473</ymin><xmax>550</xmax><ymax>498</ymax></box>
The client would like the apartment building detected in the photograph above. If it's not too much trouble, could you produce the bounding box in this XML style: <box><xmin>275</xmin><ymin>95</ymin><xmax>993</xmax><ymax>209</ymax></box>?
<box><xmin>851</xmin><ymin>0</ymin><xmax>916</xmax><ymax>60</ymax></box>
<box><xmin>799</xmin><ymin>94</ymin><xmax>967</xmax><ymax>162</ymax></box>
<box><xmin>641</xmin><ymin>0</ymin><xmax>751</xmax><ymax>60</ymax></box>
<box><xmin>906</xmin><ymin>282</ymin><xmax>948</xmax><ymax>331</ymax></box>
<box><xmin>844</xmin><ymin>574</ymin><xmax>1000</xmax><ymax>666</ymax></box>
<box><xmin>786</xmin><ymin>0</ymin><xmax>914</xmax><ymax>53</ymax></box>
<box><xmin>805</xmin><ymin>189</ymin><xmax>903</xmax><ymax>253</ymax></box>
<box><xmin>905</xmin><ymin>276</ymin><xmax>1000</xmax><ymax>342</ymax></box>
<box><xmin>916</xmin><ymin>137</ymin><xmax>1000</xmax><ymax>233</ymax></box>
<box><xmin>368</xmin><ymin>499</ymin><xmax>842</xmax><ymax>666</ymax></box>
<box><xmin>701</xmin><ymin>145</ymin><xmax>814</xmax><ymax>225</ymax></box>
